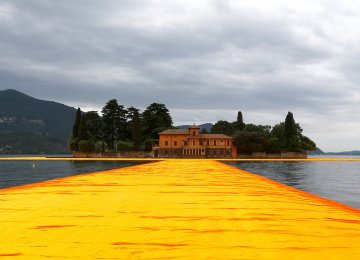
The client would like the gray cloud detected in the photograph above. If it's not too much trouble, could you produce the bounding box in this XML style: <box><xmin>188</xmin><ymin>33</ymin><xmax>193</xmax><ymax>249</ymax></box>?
<box><xmin>1</xmin><ymin>0</ymin><xmax>360</xmax><ymax>151</ymax></box>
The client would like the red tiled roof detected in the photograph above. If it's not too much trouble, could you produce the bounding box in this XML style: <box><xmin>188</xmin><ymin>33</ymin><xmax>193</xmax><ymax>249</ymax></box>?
<box><xmin>158</xmin><ymin>129</ymin><xmax>233</xmax><ymax>139</ymax></box>
<box><xmin>199</xmin><ymin>134</ymin><xmax>233</xmax><ymax>139</ymax></box>
<box><xmin>159</xmin><ymin>129</ymin><xmax>188</xmax><ymax>135</ymax></box>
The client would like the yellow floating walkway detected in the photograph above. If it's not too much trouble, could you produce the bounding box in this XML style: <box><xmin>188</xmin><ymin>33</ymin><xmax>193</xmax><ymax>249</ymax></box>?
<box><xmin>1</xmin><ymin>160</ymin><xmax>360</xmax><ymax>259</ymax></box>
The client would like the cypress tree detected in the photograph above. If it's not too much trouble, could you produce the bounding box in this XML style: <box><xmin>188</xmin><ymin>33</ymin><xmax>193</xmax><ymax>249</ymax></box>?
<box><xmin>132</xmin><ymin>110</ymin><xmax>142</xmax><ymax>150</ymax></box>
<box><xmin>78</xmin><ymin>114</ymin><xmax>89</xmax><ymax>141</ymax></box>
<box><xmin>237</xmin><ymin>111</ymin><xmax>245</xmax><ymax>130</ymax></box>
<box><xmin>284</xmin><ymin>111</ymin><xmax>296</xmax><ymax>148</ymax></box>
<box><xmin>72</xmin><ymin>108</ymin><xmax>82</xmax><ymax>138</ymax></box>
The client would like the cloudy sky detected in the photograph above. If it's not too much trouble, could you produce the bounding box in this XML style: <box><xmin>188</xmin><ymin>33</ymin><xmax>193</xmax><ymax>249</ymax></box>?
<box><xmin>1</xmin><ymin>0</ymin><xmax>360</xmax><ymax>151</ymax></box>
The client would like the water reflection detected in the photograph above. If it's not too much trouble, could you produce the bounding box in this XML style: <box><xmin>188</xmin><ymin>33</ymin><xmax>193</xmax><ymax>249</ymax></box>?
<box><xmin>0</xmin><ymin>161</ymin><xmax>144</xmax><ymax>189</ymax></box>
<box><xmin>229</xmin><ymin>161</ymin><xmax>360</xmax><ymax>209</ymax></box>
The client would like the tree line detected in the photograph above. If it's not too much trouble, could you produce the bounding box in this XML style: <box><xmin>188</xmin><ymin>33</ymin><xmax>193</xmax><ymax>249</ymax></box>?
<box><xmin>211</xmin><ymin>111</ymin><xmax>316</xmax><ymax>153</ymax></box>
<box><xmin>69</xmin><ymin>100</ymin><xmax>316</xmax><ymax>154</ymax></box>
<box><xmin>69</xmin><ymin>100</ymin><xmax>172</xmax><ymax>153</ymax></box>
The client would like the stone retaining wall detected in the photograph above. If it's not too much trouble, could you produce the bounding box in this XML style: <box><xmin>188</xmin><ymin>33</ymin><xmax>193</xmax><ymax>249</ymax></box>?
<box><xmin>73</xmin><ymin>151</ymin><xmax>153</xmax><ymax>158</ymax></box>
<box><xmin>237</xmin><ymin>152</ymin><xmax>307</xmax><ymax>159</ymax></box>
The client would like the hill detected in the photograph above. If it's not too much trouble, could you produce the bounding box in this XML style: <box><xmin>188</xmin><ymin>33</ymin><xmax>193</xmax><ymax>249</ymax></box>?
<box><xmin>326</xmin><ymin>150</ymin><xmax>360</xmax><ymax>155</ymax></box>
<box><xmin>306</xmin><ymin>148</ymin><xmax>325</xmax><ymax>155</ymax></box>
<box><xmin>0</xmin><ymin>89</ymin><xmax>76</xmax><ymax>154</ymax></box>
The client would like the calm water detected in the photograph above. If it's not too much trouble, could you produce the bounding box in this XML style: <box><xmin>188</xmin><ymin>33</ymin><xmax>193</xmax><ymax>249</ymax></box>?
<box><xmin>0</xmin><ymin>161</ymin><xmax>145</xmax><ymax>189</ymax></box>
<box><xmin>229</xmin><ymin>161</ymin><xmax>360</xmax><ymax>209</ymax></box>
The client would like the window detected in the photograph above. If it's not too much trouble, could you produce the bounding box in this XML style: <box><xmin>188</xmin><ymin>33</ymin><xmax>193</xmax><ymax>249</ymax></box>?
<box><xmin>199</xmin><ymin>139</ymin><xmax>203</xmax><ymax>146</ymax></box>
<box><xmin>184</xmin><ymin>141</ymin><xmax>188</xmax><ymax>145</ymax></box>
<box><xmin>165</xmin><ymin>141</ymin><xmax>168</xmax><ymax>146</ymax></box>
<box><xmin>174</xmin><ymin>141</ymin><xmax>177</xmax><ymax>146</ymax></box>
<box><xmin>227</xmin><ymin>140</ymin><xmax>230</xmax><ymax>146</ymax></box>
<box><xmin>193</xmin><ymin>140</ymin><xmax>196</xmax><ymax>145</ymax></box>
<box><xmin>213</xmin><ymin>140</ymin><xmax>216</xmax><ymax>146</ymax></box>
<box><xmin>220</xmin><ymin>140</ymin><xmax>223</xmax><ymax>145</ymax></box>
<box><xmin>193</xmin><ymin>131</ymin><xmax>196</xmax><ymax>136</ymax></box>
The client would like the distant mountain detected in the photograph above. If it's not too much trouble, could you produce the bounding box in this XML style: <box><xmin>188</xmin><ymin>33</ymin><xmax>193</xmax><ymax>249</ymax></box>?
<box><xmin>307</xmin><ymin>148</ymin><xmax>325</xmax><ymax>155</ymax></box>
<box><xmin>326</xmin><ymin>150</ymin><xmax>360</xmax><ymax>155</ymax></box>
<box><xmin>307</xmin><ymin>148</ymin><xmax>360</xmax><ymax>155</ymax></box>
<box><xmin>176</xmin><ymin>123</ymin><xmax>214</xmax><ymax>132</ymax></box>
<box><xmin>0</xmin><ymin>89</ymin><xmax>76</xmax><ymax>154</ymax></box>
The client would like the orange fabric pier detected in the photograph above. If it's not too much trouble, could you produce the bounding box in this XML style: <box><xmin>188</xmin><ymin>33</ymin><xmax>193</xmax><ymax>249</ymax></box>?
<box><xmin>1</xmin><ymin>159</ymin><xmax>360</xmax><ymax>259</ymax></box>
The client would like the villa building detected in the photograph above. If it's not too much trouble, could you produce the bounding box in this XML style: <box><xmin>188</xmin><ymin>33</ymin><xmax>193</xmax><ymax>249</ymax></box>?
<box><xmin>154</xmin><ymin>125</ymin><xmax>237</xmax><ymax>158</ymax></box>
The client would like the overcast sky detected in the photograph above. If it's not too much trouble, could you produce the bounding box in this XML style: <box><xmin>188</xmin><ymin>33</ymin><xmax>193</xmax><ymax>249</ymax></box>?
<box><xmin>1</xmin><ymin>0</ymin><xmax>360</xmax><ymax>152</ymax></box>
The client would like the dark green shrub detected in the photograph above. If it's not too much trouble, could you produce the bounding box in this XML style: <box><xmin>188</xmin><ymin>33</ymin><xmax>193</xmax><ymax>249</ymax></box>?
<box><xmin>95</xmin><ymin>141</ymin><xmax>105</xmax><ymax>153</ymax></box>
<box><xmin>117</xmin><ymin>141</ymin><xmax>133</xmax><ymax>152</ymax></box>
<box><xmin>78</xmin><ymin>140</ymin><xmax>95</xmax><ymax>153</ymax></box>
<box><xmin>144</xmin><ymin>139</ymin><xmax>158</xmax><ymax>151</ymax></box>
<box><xmin>68</xmin><ymin>137</ymin><xmax>78</xmax><ymax>151</ymax></box>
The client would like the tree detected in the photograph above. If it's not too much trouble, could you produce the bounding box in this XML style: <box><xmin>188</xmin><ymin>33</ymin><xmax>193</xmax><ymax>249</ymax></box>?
<box><xmin>300</xmin><ymin>135</ymin><xmax>316</xmax><ymax>151</ymax></box>
<box><xmin>267</xmin><ymin>137</ymin><xmax>281</xmax><ymax>153</ymax></box>
<box><xmin>234</xmin><ymin>131</ymin><xmax>268</xmax><ymax>153</ymax></box>
<box><xmin>211</xmin><ymin>120</ymin><xmax>236</xmax><ymax>136</ymax></box>
<box><xmin>271</xmin><ymin>114</ymin><xmax>316</xmax><ymax>152</ymax></box>
<box><xmin>102</xmin><ymin>99</ymin><xmax>127</xmax><ymax>151</ymax></box>
<box><xmin>125</xmin><ymin>106</ymin><xmax>141</xmax><ymax>141</ymax></box>
<box><xmin>72</xmin><ymin>108</ymin><xmax>82</xmax><ymax>139</ymax></box>
<box><xmin>69</xmin><ymin>107</ymin><xmax>82</xmax><ymax>151</ymax></box>
<box><xmin>85</xmin><ymin>111</ymin><xmax>103</xmax><ymax>142</ymax></box>
<box><xmin>244</xmin><ymin>124</ymin><xmax>271</xmax><ymax>135</ymax></box>
<box><xmin>132</xmin><ymin>109</ymin><xmax>142</xmax><ymax>150</ymax></box>
<box><xmin>78</xmin><ymin>114</ymin><xmax>90</xmax><ymax>141</ymax></box>
<box><xmin>236</xmin><ymin>111</ymin><xmax>245</xmax><ymax>130</ymax></box>
<box><xmin>142</xmin><ymin>103</ymin><xmax>173</xmax><ymax>140</ymax></box>
<box><xmin>284</xmin><ymin>112</ymin><xmax>300</xmax><ymax>150</ymax></box>
<box><xmin>78</xmin><ymin>140</ymin><xmax>95</xmax><ymax>153</ymax></box>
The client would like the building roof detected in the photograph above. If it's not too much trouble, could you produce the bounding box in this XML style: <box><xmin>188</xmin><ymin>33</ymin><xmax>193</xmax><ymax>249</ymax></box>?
<box><xmin>159</xmin><ymin>129</ymin><xmax>189</xmax><ymax>135</ymax></box>
<box><xmin>199</xmin><ymin>134</ymin><xmax>233</xmax><ymax>139</ymax></box>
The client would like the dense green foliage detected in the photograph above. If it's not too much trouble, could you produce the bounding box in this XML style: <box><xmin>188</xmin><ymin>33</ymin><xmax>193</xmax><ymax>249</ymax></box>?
<box><xmin>78</xmin><ymin>140</ymin><xmax>95</xmax><ymax>153</ymax></box>
<box><xmin>72</xmin><ymin>108</ymin><xmax>81</xmax><ymax>139</ymax></box>
<box><xmin>101</xmin><ymin>99</ymin><xmax>126</xmax><ymax>151</ymax></box>
<box><xmin>211</xmin><ymin>120</ymin><xmax>236</xmax><ymax>136</ymax></box>
<box><xmin>235</xmin><ymin>131</ymin><xmax>268</xmax><ymax>153</ymax></box>
<box><xmin>210</xmin><ymin>111</ymin><xmax>316</xmax><ymax>154</ymax></box>
<box><xmin>0</xmin><ymin>89</ymin><xmax>76</xmax><ymax>154</ymax></box>
<box><xmin>117</xmin><ymin>141</ymin><xmax>133</xmax><ymax>151</ymax></box>
<box><xmin>142</xmin><ymin>103</ymin><xmax>173</xmax><ymax>140</ymax></box>
<box><xmin>131</xmin><ymin>109</ymin><xmax>142</xmax><ymax>150</ymax></box>
<box><xmin>144</xmin><ymin>139</ymin><xmax>159</xmax><ymax>151</ymax></box>
<box><xmin>68</xmin><ymin>101</ymin><xmax>171</xmax><ymax>153</ymax></box>
<box><xmin>78</xmin><ymin>114</ymin><xmax>90</xmax><ymax>141</ymax></box>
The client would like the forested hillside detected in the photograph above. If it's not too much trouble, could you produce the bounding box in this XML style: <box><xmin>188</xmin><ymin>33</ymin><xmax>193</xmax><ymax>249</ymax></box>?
<box><xmin>0</xmin><ymin>89</ymin><xmax>76</xmax><ymax>154</ymax></box>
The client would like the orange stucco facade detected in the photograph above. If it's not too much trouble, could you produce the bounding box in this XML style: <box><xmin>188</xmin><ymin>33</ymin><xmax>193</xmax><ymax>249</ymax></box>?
<box><xmin>155</xmin><ymin>125</ymin><xmax>237</xmax><ymax>158</ymax></box>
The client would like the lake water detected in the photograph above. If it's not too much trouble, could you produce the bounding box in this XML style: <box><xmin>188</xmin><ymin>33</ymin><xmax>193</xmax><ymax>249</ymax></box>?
<box><xmin>0</xmin><ymin>160</ymin><xmax>145</xmax><ymax>189</ymax></box>
<box><xmin>229</xmin><ymin>161</ymin><xmax>360</xmax><ymax>209</ymax></box>
<box><xmin>1</xmin><ymin>158</ymin><xmax>360</xmax><ymax>211</ymax></box>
